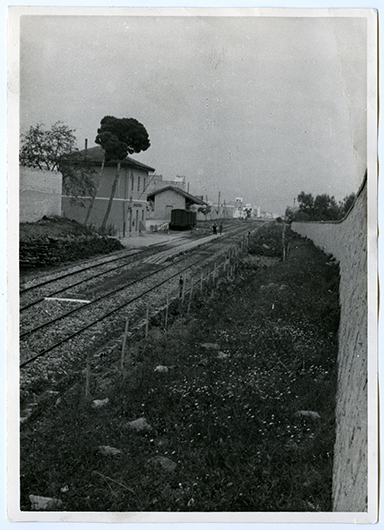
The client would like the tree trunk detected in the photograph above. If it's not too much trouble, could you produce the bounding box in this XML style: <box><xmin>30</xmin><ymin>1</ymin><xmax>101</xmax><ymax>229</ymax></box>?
<box><xmin>84</xmin><ymin>157</ymin><xmax>104</xmax><ymax>226</ymax></box>
<box><xmin>101</xmin><ymin>161</ymin><xmax>121</xmax><ymax>231</ymax></box>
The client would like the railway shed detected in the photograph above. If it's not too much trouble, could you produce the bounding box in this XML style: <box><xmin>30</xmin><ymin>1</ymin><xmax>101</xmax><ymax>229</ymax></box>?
<box><xmin>147</xmin><ymin>185</ymin><xmax>206</xmax><ymax>223</ymax></box>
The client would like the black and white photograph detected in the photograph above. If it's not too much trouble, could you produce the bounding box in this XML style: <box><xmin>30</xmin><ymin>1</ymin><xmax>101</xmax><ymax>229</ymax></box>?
<box><xmin>7</xmin><ymin>6</ymin><xmax>378</xmax><ymax>524</ymax></box>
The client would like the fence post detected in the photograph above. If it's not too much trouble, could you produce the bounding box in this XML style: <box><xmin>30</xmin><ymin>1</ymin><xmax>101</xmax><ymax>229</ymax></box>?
<box><xmin>85</xmin><ymin>350</ymin><xmax>91</xmax><ymax>399</ymax></box>
<box><xmin>121</xmin><ymin>318</ymin><xmax>129</xmax><ymax>372</ymax></box>
<box><xmin>145</xmin><ymin>304</ymin><xmax>149</xmax><ymax>338</ymax></box>
<box><xmin>179</xmin><ymin>275</ymin><xmax>184</xmax><ymax>298</ymax></box>
<box><xmin>282</xmin><ymin>223</ymin><xmax>286</xmax><ymax>261</ymax></box>
<box><xmin>181</xmin><ymin>273</ymin><xmax>186</xmax><ymax>303</ymax></box>
<box><xmin>164</xmin><ymin>292</ymin><xmax>169</xmax><ymax>332</ymax></box>
<box><xmin>188</xmin><ymin>277</ymin><xmax>194</xmax><ymax>313</ymax></box>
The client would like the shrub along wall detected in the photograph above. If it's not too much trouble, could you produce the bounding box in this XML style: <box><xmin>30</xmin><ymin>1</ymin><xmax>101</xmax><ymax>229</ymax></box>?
<box><xmin>292</xmin><ymin>179</ymin><xmax>367</xmax><ymax>512</ymax></box>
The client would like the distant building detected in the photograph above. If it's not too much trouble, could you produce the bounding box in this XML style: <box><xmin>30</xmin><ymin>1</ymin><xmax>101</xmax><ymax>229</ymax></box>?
<box><xmin>146</xmin><ymin>174</ymin><xmax>187</xmax><ymax>195</ymax></box>
<box><xmin>62</xmin><ymin>146</ymin><xmax>155</xmax><ymax>236</ymax></box>
<box><xmin>147</xmin><ymin>185</ymin><xmax>206</xmax><ymax>221</ymax></box>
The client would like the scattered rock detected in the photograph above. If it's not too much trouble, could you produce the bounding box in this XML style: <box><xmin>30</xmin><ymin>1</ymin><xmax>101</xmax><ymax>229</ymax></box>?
<box><xmin>154</xmin><ymin>365</ymin><xmax>169</xmax><ymax>373</ymax></box>
<box><xmin>126</xmin><ymin>417</ymin><xmax>152</xmax><ymax>432</ymax></box>
<box><xmin>295</xmin><ymin>410</ymin><xmax>321</xmax><ymax>420</ymax></box>
<box><xmin>200</xmin><ymin>343</ymin><xmax>220</xmax><ymax>351</ymax></box>
<box><xmin>147</xmin><ymin>456</ymin><xmax>177</xmax><ymax>472</ymax></box>
<box><xmin>260</xmin><ymin>283</ymin><xmax>280</xmax><ymax>290</ymax></box>
<box><xmin>199</xmin><ymin>358</ymin><xmax>209</xmax><ymax>366</ymax></box>
<box><xmin>92</xmin><ymin>398</ymin><xmax>109</xmax><ymax>409</ymax></box>
<box><xmin>262</xmin><ymin>243</ymin><xmax>270</xmax><ymax>249</ymax></box>
<box><xmin>60</xmin><ymin>485</ymin><xmax>69</xmax><ymax>493</ymax></box>
<box><xmin>29</xmin><ymin>494</ymin><xmax>63</xmax><ymax>511</ymax></box>
<box><xmin>98</xmin><ymin>445</ymin><xmax>122</xmax><ymax>456</ymax></box>
<box><xmin>217</xmin><ymin>351</ymin><xmax>230</xmax><ymax>359</ymax></box>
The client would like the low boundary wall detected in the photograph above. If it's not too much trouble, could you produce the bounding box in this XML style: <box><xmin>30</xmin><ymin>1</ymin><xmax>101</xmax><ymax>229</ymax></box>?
<box><xmin>292</xmin><ymin>179</ymin><xmax>367</xmax><ymax>512</ymax></box>
<box><xmin>20</xmin><ymin>167</ymin><xmax>62</xmax><ymax>223</ymax></box>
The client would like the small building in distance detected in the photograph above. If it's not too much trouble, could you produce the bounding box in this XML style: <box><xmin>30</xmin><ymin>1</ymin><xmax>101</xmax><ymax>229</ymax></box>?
<box><xmin>146</xmin><ymin>174</ymin><xmax>187</xmax><ymax>194</ymax></box>
<box><xmin>62</xmin><ymin>146</ymin><xmax>155</xmax><ymax>236</ymax></box>
<box><xmin>147</xmin><ymin>186</ymin><xmax>206</xmax><ymax>223</ymax></box>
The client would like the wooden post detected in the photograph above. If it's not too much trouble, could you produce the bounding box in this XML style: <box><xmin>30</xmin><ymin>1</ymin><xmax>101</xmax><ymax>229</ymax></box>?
<box><xmin>145</xmin><ymin>304</ymin><xmax>149</xmax><ymax>337</ymax></box>
<box><xmin>282</xmin><ymin>223</ymin><xmax>286</xmax><ymax>261</ymax></box>
<box><xmin>188</xmin><ymin>277</ymin><xmax>194</xmax><ymax>313</ymax></box>
<box><xmin>181</xmin><ymin>273</ymin><xmax>186</xmax><ymax>303</ymax></box>
<box><xmin>121</xmin><ymin>318</ymin><xmax>129</xmax><ymax>372</ymax></box>
<box><xmin>164</xmin><ymin>292</ymin><xmax>169</xmax><ymax>332</ymax></box>
<box><xmin>85</xmin><ymin>350</ymin><xmax>91</xmax><ymax>399</ymax></box>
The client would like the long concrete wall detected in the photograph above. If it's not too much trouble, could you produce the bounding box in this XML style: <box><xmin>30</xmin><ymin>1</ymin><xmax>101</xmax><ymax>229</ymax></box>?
<box><xmin>292</xmin><ymin>180</ymin><xmax>367</xmax><ymax>512</ymax></box>
<box><xmin>20</xmin><ymin>167</ymin><xmax>62</xmax><ymax>223</ymax></box>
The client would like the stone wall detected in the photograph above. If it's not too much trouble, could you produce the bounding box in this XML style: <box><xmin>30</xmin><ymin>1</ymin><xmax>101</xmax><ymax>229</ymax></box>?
<box><xmin>20</xmin><ymin>167</ymin><xmax>62</xmax><ymax>223</ymax></box>
<box><xmin>292</xmin><ymin>179</ymin><xmax>367</xmax><ymax>512</ymax></box>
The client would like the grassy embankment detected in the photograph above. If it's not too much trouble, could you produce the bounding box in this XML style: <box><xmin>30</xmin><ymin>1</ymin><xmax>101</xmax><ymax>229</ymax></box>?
<box><xmin>20</xmin><ymin>222</ymin><xmax>340</xmax><ymax>512</ymax></box>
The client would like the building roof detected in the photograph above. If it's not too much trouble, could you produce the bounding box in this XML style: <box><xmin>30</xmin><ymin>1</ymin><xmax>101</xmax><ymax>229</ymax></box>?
<box><xmin>64</xmin><ymin>146</ymin><xmax>156</xmax><ymax>172</ymax></box>
<box><xmin>147</xmin><ymin>185</ymin><xmax>206</xmax><ymax>206</ymax></box>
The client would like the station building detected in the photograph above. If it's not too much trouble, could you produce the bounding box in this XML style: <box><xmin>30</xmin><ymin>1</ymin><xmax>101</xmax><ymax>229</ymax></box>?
<box><xmin>62</xmin><ymin>146</ymin><xmax>155</xmax><ymax>236</ymax></box>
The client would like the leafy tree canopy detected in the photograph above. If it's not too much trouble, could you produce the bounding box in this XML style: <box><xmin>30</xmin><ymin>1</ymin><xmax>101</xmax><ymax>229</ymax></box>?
<box><xmin>20</xmin><ymin>122</ymin><xmax>77</xmax><ymax>171</ymax></box>
<box><xmin>95</xmin><ymin>116</ymin><xmax>150</xmax><ymax>162</ymax></box>
<box><xmin>287</xmin><ymin>191</ymin><xmax>356</xmax><ymax>222</ymax></box>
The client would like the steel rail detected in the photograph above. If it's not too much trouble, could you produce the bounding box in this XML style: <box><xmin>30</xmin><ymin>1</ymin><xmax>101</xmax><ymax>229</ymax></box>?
<box><xmin>20</xmin><ymin>226</ymin><xmax>247</xmax><ymax>339</ymax></box>
<box><xmin>20</xmin><ymin>238</ymin><xmax>201</xmax><ymax>311</ymax></box>
<box><xmin>20</xmin><ymin>223</ymin><xmax>264</xmax><ymax>368</ymax></box>
<box><xmin>19</xmin><ymin>240</ymin><xmax>232</xmax><ymax>368</ymax></box>
<box><xmin>20</xmin><ymin>244</ymin><xmax>163</xmax><ymax>295</ymax></box>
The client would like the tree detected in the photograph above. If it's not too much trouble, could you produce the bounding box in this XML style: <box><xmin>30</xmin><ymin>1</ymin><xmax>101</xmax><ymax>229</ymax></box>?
<box><xmin>20</xmin><ymin>122</ymin><xmax>77</xmax><ymax>171</ymax></box>
<box><xmin>313</xmin><ymin>194</ymin><xmax>339</xmax><ymax>220</ymax></box>
<box><xmin>297</xmin><ymin>192</ymin><xmax>314</xmax><ymax>217</ymax></box>
<box><xmin>20</xmin><ymin>121</ymin><xmax>97</xmax><ymax>207</ymax></box>
<box><xmin>339</xmin><ymin>193</ymin><xmax>356</xmax><ymax>218</ymax></box>
<box><xmin>95</xmin><ymin>116</ymin><xmax>150</xmax><ymax>230</ymax></box>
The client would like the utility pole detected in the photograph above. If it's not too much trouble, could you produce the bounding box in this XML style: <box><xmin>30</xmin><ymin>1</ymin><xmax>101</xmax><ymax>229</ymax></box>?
<box><xmin>218</xmin><ymin>191</ymin><xmax>221</xmax><ymax>217</ymax></box>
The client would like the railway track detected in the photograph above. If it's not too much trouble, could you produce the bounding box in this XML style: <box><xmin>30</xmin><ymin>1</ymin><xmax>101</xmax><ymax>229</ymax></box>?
<box><xmin>19</xmin><ymin>222</ymin><xmax>266</xmax><ymax>402</ymax></box>
<box><xmin>20</xmin><ymin>236</ymin><xmax>191</xmax><ymax>309</ymax></box>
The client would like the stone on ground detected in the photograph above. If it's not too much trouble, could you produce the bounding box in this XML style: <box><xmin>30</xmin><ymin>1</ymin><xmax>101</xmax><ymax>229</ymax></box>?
<box><xmin>200</xmin><ymin>343</ymin><xmax>220</xmax><ymax>350</ymax></box>
<box><xmin>98</xmin><ymin>445</ymin><xmax>122</xmax><ymax>456</ymax></box>
<box><xmin>29</xmin><ymin>494</ymin><xmax>63</xmax><ymax>510</ymax></box>
<box><xmin>154</xmin><ymin>365</ymin><xmax>169</xmax><ymax>373</ymax></box>
<box><xmin>91</xmin><ymin>398</ymin><xmax>109</xmax><ymax>408</ymax></box>
<box><xmin>126</xmin><ymin>417</ymin><xmax>152</xmax><ymax>432</ymax></box>
<box><xmin>295</xmin><ymin>410</ymin><xmax>321</xmax><ymax>420</ymax></box>
<box><xmin>147</xmin><ymin>456</ymin><xmax>177</xmax><ymax>472</ymax></box>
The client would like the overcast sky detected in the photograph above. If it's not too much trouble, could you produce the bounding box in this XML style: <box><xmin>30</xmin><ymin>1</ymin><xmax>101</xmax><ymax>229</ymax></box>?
<box><xmin>20</xmin><ymin>12</ymin><xmax>368</xmax><ymax>214</ymax></box>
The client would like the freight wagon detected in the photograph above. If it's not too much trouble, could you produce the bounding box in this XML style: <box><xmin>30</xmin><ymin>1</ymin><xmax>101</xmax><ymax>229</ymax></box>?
<box><xmin>169</xmin><ymin>209</ymin><xmax>197</xmax><ymax>230</ymax></box>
